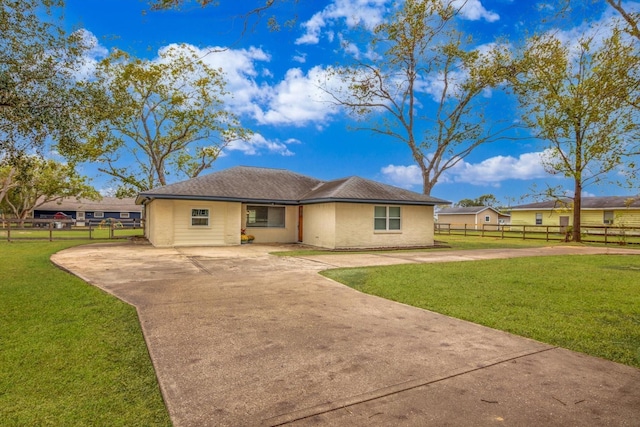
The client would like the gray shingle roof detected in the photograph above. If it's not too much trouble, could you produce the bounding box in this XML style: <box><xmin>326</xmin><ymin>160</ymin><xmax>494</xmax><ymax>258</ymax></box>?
<box><xmin>36</xmin><ymin>197</ymin><xmax>141</xmax><ymax>212</ymax></box>
<box><xmin>437</xmin><ymin>206</ymin><xmax>496</xmax><ymax>215</ymax></box>
<box><xmin>301</xmin><ymin>176</ymin><xmax>448</xmax><ymax>205</ymax></box>
<box><xmin>137</xmin><ymin>166</ymin><xmax>450</xmax><ymax>206</ymax></box>
<box><xmin>510</xmin><ymin>196</ymin><xmax>640</xmax><ymax>210</ymax></box>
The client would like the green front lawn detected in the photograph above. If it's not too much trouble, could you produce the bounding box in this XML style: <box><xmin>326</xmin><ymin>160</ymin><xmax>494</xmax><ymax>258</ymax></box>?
<box><xmin>0</xmin><ymin>241</ymin><xmax>170</xmax><ymax>426</ymax></box>
<box><xmin>323</xmin><ymin>254</ymin><xmax>640</xmax><ymax>368</ymax></box>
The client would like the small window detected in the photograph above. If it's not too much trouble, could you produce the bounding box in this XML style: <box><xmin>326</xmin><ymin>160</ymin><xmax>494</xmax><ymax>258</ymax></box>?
<box><xmin>94</xmin><ymin>211</ymin><xmax>104</xmax><ymax>218</ymax></box>
<box><xmin>191</xmin><ymin>208</ymin><xmax>209</xmax><ymax>227</ymax></box>
<box><xmin>535</xmin><ymin>213</ymin><xmax>542</xmax><ymax>225</ymax></box>
<box><xmin>120</xmin><ymin>212</ymin><xmax>130</xmax><ymax>219</ymax></box>
<box><xmin>246</xmin><ymin>206</ymin><xmax>285</xmax><ymax>228</ymax></box>
<box><xmin>603</xmin><ymin>211</ymin><xmax>614</xmax><ymax>225</ymax></box>
<box><xmin>484</xmin><ymin>215</ymin><xmax>491</xmax><ymax>222</ymax></box>
<box><xmin>374</xmin><ymin>206</ymin><xmax>401</xmax><ymax>231</ymax></box>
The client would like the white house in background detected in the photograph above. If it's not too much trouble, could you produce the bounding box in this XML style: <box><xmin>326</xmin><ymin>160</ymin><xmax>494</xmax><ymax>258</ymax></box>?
<box><xmin>436</xmin><ymin>206</ymin><xmax>510</xmax><ymax>230</ymax></box>
<box><xmin>135</xmin><ymin>166</ymin><xmax>450</xmax><ymax>249</ymax></box>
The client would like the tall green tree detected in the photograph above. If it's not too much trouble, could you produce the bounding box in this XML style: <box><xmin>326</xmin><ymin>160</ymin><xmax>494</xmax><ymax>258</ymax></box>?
<box><xmin>0</xmin><ymin>0</ymin><xmax>92</xmax><ymax>158</ymax></box>
<box><xmin>0</xmin><ymin>155</ymin><xmax>98</xmax><ymax>222</ymax></box>
<box><xmin>322</xmin><ymin>0</ymin><xmax>515</xmax><ymax>195</ymax></box>
<box><xmin>457</xmin><ymin>194</ymin><xmax>499</xmax><ymax>207</ymax></box>
<box><xmin>511</xmin><ymin>28</ymin><xmax>639</xmax><ymax>241</ymax></box>
<box><xmin>79</xmin><ymin>45</ymin><xmax>250</xmax><ymax>196</ymax></box>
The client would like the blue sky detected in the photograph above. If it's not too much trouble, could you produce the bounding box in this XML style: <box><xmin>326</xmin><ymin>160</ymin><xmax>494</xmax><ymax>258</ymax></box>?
<box><xmin>61</xmin><ymin>0</ymin><xmax>638</xmax><ymax>206</ymax></box>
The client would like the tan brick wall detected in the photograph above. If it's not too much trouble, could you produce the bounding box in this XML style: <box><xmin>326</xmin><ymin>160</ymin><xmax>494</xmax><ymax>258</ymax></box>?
<box><xmin>302</xmin><ymin>203</ymin><xmax>337</xmax><ymax>248</ymax></box>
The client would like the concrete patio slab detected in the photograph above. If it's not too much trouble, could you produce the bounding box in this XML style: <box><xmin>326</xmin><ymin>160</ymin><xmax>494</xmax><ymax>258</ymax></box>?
<box><xmin>51</xmin><ymin>243</ymin><xmax>640</xmax><ymax>426</ymax></box>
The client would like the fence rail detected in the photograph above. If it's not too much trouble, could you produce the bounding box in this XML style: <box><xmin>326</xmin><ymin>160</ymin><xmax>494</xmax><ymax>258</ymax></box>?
<box><xmin>1</xmin><ymin>218</ymin><xmax>144</xmax><ymax>242</ymax></box>
<box><xmin>434</xmin><ymin>223</ymin><xmax>640</xmax><ymax>245</ymax></box>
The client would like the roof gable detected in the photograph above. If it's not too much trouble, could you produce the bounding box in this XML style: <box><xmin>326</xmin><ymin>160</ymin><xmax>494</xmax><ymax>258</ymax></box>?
<box><xmin>302</xmin><ymin>176</ymin><xmax>449</xmax><ymax>205</ymax></box>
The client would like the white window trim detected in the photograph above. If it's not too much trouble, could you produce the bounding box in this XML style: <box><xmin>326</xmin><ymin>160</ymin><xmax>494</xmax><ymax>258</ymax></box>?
<box><xmin>94</xmin><ymin>211</ymin><xmax>104</xmax><ymax>218</ymax></box>
<box><xmin>603</xmin><ymin>211</ymin><xmax>614</xmax><ymax>225</ymax></box>
<box><xmin>120</xmin><ymin>212</ymin><xmax>130</xmax><ymax>219</ymax></box>
<box><xmin>374</xmin><ymin>206</ymin><xmax>402</xmax><ymax>233</ymax></box>
<box><xmin>535</xmin><ymin>213</ymin><xmax>543</xmax><ymax>225</ymax></box>
<box><xmin>191</xmin><ymin>208</ymin><xmax>210</xmax><ymax>227</ymax></box>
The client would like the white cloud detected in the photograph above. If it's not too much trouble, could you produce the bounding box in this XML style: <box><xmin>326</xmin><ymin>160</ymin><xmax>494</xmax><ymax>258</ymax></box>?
<box><xmin>452</xmin><ymin>0</ymin><xmax>500</xmax><ymax>22</ymax></box>
<box><xmin>381</xmin><ymin>150</ymin><xmax>552</xmax><ymax>188</ymax></box>
<box><xmin>380</xmin><ymin>164</ymin><xmax>423</xmax><ymax>187</ymax></box>
<box><xmin>255</xmin><ymin>66</ymin><xmax>343</xmax><ymax>127</ymax></box>
<box><xmin>73</xmin><ymin>29</ymin><xmax>108</xmax><ymax>80</ymax></box>
<box><xmin>292</xmin><ymin>52</ymin><xmax>307</xmax><ymax>63</ymax></box>
<box><xmin>296</xmin><ymin>0</ymin><xmax>499</xmax><ymax>45</ymax></box>
<box><xmin>226</xmin><ymin>134</ymin><xmax>298</xmax><ymax>156</ymax></box>
<box><xmin>168</xmin><ymin>45</ymin><xmax>272</xmax><ymax>117</ymax></box>
<box><xmin>446</xmin><ymin>151</ymin><xmax>550</xmax><ymax>185</ymax></box>
<box><xmin>296</xmin><ymin>0</ymin><xmax>388</xmax><ymax>45</ymax></box>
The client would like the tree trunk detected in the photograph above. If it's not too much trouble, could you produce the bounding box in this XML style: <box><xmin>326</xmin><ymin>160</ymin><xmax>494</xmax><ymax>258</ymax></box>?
<box><xmin>572</xmin><ymin>179</ymin><xmax>582</xmax><ymax>242</ymax></box>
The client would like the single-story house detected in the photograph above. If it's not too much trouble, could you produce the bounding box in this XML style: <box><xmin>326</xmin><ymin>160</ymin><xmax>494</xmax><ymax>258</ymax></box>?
<box><xmin>33</xmin><ymin>197</ymin><xmax>142</xmax><ymax>226</ymax></box>
<box><xmin>436</xmin><ymin>206</ymin><xmax>510</xmax><ymax>229</ymax></box>
<box><xmin>135</xmin><ymin>166</ymin><xmax>450</xmax><ymax>249</ymax></box>
<box><xmin>509</xmin><ymin>196</ymin><xmax>640</xmax><ymax>228</ymax></box>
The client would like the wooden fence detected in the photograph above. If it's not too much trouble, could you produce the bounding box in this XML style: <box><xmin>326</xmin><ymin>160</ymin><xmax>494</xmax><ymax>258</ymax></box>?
<box><xmin>434</xmin><ymin>223</ymin><xmax>640</xmax><ymax>245</ymax></box>
<box><xmin>0</xmin><ymin>218</ymin><xmax>144</xmax><ymax>242</ymax></box>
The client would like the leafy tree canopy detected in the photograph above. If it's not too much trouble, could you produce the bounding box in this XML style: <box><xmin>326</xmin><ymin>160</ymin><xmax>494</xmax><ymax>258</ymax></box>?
<box><xmin>77</xmin><ymin>45</ymin><xmax>251</xmax><ymax>196</ymax></box>
<box><xmin>0</xmin><ymin>0</ymin><xmax>94</xmax><ymax>158</ymax></box>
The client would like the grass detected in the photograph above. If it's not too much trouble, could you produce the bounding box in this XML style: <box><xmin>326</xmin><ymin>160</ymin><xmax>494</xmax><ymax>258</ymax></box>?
<box><xmin>0</xmin><ymin>241</ymin><xmax>171</xmax><ymax>426</ymax></box>
<box><xmin>272</xmin><ymin>234</ymin><xmax>582</xmax><ymax>256</ymax></box>
<box><xmin>322</xmin><ymin>254</ymin><xmax>640</xmax><ymax>368</ymax></box>
<box><xmin>0</xmin><ymin>227</ymin><xmax>143</xmax><ymax>241</ymax></box>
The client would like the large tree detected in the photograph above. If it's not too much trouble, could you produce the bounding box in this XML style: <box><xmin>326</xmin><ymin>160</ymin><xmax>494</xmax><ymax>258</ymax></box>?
<box><xmin>0</xmin><ymin>155</ymin><xmax>98</xmax><ymax>222</ymax></box>
<box><xmin>511</xmin><ymin>28</ymin><xmax>639</xmax><ymax>241</ymax></box>
<box><xmin>79</xmin><ymin>45</ymin><xmax>250</xmax><ymax>196</ymax></box>
<box><xmin>321</xmin><ymin>0</ymin><xmax>515</xmax><ymax>195</ymax></box>
<box><xmin>0</xmin><ymin>0</ymin><xmax>92</xmax><ymax>158</ymax></box>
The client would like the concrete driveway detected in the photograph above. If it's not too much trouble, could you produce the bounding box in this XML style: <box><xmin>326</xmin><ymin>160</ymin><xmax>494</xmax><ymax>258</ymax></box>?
<box><xmin>51</xmin><ymin>243</ymin><xmax>640</xmax><ymax>426</ymax></box>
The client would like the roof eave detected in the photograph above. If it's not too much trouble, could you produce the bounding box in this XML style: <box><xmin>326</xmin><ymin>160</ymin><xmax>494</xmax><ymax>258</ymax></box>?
<box><xmin>301</xmin><ymin>197</ymin><xmax>445</xmax><ymax>206</ymax></box>
<box><xmin>136</xmin><ymin>193</ymin><xmax>300</xmax><ymax>205</ymax></box>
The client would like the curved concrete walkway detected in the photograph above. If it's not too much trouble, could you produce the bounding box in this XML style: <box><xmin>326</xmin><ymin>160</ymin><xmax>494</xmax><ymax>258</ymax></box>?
<box><xmin>51</xmin><ymin>243</ymin><xmax>640</xmax><ymax>426</ymax></box>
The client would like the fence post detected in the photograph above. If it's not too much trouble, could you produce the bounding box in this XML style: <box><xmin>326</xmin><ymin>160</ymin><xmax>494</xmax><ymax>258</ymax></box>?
<box><xmin>7</xmin><ymin>220</ymin><xmax>11</xmax><ymax>242</ymax></box>
<box><xmin>522</xmin><ymin>225</ymin><xmax>526</xmax><ymax>240</ymax></box>
<box><xmin>604</xmin><ymin>226</ymin><xmax>608</xmax><ymax>244</ymax></box>
<box><xmin>49</xmin><ymin>221</ymin><xmax>53</xmax><ymax>242</ymax></box>
<box><xmin>546</xmin><ymin>226</ymin><xmax>549</xmax><ymax>242</ymax></box>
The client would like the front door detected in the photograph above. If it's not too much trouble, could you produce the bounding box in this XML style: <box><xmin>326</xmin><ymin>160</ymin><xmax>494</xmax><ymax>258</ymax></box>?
<box><xmin>559</xmin><ymin>216</ymin><xmax>569</xmax><ymax>233</ymax></box>
<box><xmin>77</xmin><ymin>211</ymin><xmax>85</xmax><ymax>227</ymax></box>
<box><xmin>298</xmin><ymin>206</ymin><xmax>303</xmax><ymax>242</ymax></box>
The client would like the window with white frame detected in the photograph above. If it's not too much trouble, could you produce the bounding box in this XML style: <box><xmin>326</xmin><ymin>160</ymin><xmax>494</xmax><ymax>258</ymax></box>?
<box><xmin>603</xmin><ymin>211</ymin><xmax>614</xmax><ymax>225</ymax></box>
<box><xmin>94</xmin><ymin>211</ymin><xmax>104</xmax><ymax>218</ymax></box>
<box><xmin>246</xmin><ymin>205</ymin><xmax>285</xmax><ymax>227</ymax></box>
<box><xmin>535</xmin><ymin>213</ymin><xmax>543</xmax><ymax>225</ymax></box>
<box><xmin>191</xmin><ymin>208</ymin><xmax>209</xmax><ymax>226</ymax></box>
<box><xmin>374</xmin><ymin>206</ymin><xmax>401</xmax><ymax>231</ymax></box>
<box><xmin>485</xmin><ymin>215</ymin><xmax>491</xmax><ymax>222</ymax></box>
<box><xmin>120</xmin><ymin>212</ymin><xmax>130</xmax><ymax>219</ymax></box>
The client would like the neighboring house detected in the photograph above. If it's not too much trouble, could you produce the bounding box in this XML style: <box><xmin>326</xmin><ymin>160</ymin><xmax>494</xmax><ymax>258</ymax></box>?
<box><xmin>34</xmin><ymin>197</ymin><xmax>142</xmax><ymax>226</ymax></box>
<box><xmin>509</xmin><ymin>196</ymin><xmax>640</xmax><ymax>228</ymax></box>
<box><xmin>436</xmin><ymin>206</ymin><xmax>510</xmax><ymax>230</ymax></box>
<box><xmin>135</xmin><ymin>166</ymin><xmax>450</xmax><ymax>249</ymax></box>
